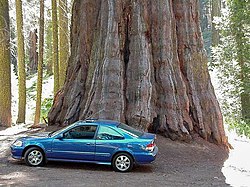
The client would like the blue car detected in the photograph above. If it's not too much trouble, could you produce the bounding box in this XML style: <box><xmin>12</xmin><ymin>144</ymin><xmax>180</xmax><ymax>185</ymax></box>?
<box><xmin>11</xmin><ymin>119</ymin><xmax>158</xmax><ymax>172</ymax></box>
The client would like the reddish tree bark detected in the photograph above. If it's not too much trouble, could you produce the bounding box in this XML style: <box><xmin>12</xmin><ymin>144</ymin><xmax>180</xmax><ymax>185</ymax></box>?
<box><xmin>48</xmin><ymin>0</ymin><xmax>228</xmax><ymax>145</ymax></box>
<box><xmin>28</xmin><ymin>29</ymin><xmax>38</xmax><ymax>74</ymax></box>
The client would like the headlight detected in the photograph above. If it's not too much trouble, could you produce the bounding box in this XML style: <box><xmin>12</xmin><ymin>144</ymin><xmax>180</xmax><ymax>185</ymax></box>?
<box><xmin>13</xmin><ymin>140</ymin><xmax>23</xmax><ymax>147</ymax></box>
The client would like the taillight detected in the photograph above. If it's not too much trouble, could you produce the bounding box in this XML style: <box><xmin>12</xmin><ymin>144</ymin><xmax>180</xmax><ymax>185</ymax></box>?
<box><xmin>145</xmin><ymin>142</ymin><xmax>155</xmax><ymax>152</ymax></box>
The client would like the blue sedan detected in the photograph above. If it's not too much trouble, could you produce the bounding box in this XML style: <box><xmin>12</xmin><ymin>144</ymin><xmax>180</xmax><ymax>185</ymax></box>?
<box><xmin>11</xmin><ymin>119</ymin><xmax>158</xmax><ymax>172</ymax></box>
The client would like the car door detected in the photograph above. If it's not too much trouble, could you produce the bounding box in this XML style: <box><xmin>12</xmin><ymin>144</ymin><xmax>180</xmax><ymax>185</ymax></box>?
<box><xmin>51</xmin><ymin>125</ymin><xmax>97</xmax><ymax>161</ymax></box>
<box><xmin>95</xmin><ymin>126</ymin><xmax>125</xmax><ymax>162</ymax></box>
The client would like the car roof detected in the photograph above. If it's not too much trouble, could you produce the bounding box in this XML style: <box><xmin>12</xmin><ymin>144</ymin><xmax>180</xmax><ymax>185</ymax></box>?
<box><xmin>77</xmin><ymin>119</ymin><xmax>120</xmax><ymax>127</ymax></box>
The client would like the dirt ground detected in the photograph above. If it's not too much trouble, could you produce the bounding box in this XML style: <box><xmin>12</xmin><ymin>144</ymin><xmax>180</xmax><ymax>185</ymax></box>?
<box><xmin>0</xmin><ymin>126</ymin><xmax>229</xmax><ymax>187</ymax></box>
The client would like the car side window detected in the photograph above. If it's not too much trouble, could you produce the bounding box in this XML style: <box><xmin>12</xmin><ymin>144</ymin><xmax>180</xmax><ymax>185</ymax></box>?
<box><xmin>97</xmin><ymin>126</ymin><xmax>124</xmax><ymax>140</ymax></box>
<box><xmin>64</xmin><ymin>125</ymin><xmax>97</xmax><ymax>139</ymax></box>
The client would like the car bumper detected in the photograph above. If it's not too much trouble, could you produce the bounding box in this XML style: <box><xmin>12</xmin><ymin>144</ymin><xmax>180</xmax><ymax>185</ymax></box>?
<box><xmin>134</xmin><ymin>146</ymin><xmax>158</xmax><ymax>164</ymax></box>
<box><xmin>10</xmin><ymin>146</ymin><xmax>24</xmax><ymax>159</ymax></box>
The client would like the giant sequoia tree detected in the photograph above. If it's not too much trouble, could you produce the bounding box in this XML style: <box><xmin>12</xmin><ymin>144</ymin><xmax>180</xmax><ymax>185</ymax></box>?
<box><xmin>48</xmin><ymin>0</ymin><xmax>228</xmax><ymax>145</ymax></box>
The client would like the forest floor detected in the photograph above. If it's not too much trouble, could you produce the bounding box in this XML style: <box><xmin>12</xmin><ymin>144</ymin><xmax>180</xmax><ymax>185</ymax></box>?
<box><xmin>0</xmin><ymin>124</ymin><xmax>234</xmax><ymax>187</ymax></box>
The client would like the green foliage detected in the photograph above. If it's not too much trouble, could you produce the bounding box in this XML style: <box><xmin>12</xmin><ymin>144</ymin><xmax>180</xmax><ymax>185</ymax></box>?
<box><xmin>211</xmin><ymin>0</ymin><xmax>250</xmax><ymax>137</ymax></box>
<box><xmin>227</xmin><ymin>118</ymin><xmax>250</xmax><ymax>138</ymax></box>
<box><xmin>40</xmin><ymin>97</ymin><xmax>53</xmax><ymax>122</ymax></box>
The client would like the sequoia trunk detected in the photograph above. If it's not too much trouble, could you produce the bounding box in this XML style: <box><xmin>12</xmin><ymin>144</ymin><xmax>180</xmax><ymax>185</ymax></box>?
<box><xmin>48</xmin><ymin>0</ymin><xmax>227</xmax><ymax>145</ymax></box>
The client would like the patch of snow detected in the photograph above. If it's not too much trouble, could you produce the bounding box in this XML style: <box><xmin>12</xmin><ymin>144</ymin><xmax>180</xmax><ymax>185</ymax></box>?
<box><xmin>210</xmin><ymin>67</ymin><xmax>250</xmax><ymax>187</ymax></box>
<box><xmin>222</xmin><ymin>129</ymin><xmax>250</xmax><ymax>187</ymax></box>
<box><xmin>0</xmin><ymin>123</ymin><xmax>29</xmax><ymax>136</ymax></box>
<box><xmin>11</xmin><ymin>65</ymin><xmax>19</xmax><ymax>123</ymax></box>
<box><xmin>11</xmin><ymin>64</ymin><xmax>53</xmax><ymax>123</ymax></box>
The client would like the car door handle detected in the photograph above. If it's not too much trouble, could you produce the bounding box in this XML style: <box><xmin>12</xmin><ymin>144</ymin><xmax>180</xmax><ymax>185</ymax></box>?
<box><xmin>86</xmin><ymin>143</ymin><xmax>94</xmax><ymax>145</ymax></box>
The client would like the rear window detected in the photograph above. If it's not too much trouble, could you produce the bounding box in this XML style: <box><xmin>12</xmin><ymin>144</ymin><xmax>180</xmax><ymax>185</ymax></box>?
<box><xmin>118</xmin><ymin>123</ymin><xmax>144</xmax><ymax>137</ymax></box>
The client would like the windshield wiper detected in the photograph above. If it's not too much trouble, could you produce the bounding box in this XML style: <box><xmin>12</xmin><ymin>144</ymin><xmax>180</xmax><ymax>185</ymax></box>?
<box><xmin>48</xmin><ymin>130</ymin><xmax>56</xmax><ymax>137</ymax></box>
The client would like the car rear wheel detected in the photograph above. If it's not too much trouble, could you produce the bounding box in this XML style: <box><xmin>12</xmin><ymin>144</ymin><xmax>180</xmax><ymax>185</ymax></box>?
<box><xmin>24</xmin><ymin>147</ymin><xmax>45</xmax><ymax>167</ymax></box>
<box><xmin>112</xmin><ymin>153</ymin><xmax>133</xmax><ymax>172</ymax></box>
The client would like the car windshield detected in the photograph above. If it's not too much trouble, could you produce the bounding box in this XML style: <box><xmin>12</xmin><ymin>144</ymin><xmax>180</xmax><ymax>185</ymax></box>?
<box><xmin>117</xmin><ymin>123</ymin><xmax>144</xmax><ymax>137</ymax></box>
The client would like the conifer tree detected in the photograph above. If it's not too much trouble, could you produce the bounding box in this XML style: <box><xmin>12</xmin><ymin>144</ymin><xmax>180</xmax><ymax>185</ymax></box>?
<box><xmin>0</xmin><ymin>0</ymin><xmax>12</xmax><ymax>127</ymax></box>
<box><xmin>229</xmin><ymin>0</ymin><xmax>250</xmax><ymax>120</ymax></box>
<box><xmin>34</xmin><ymin>0</ymin><xmax>45</xmax><ymax>125</ymax></box>
<box><xmin>16</xmin><ymin>0</ymin><xmax>26</xmax><ymax>124</ymax></box>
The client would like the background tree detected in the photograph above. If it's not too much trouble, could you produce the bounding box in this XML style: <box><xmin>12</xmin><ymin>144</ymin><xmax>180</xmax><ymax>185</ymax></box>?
<box><xmin>0</xmin><ymin>0</ymin><xmax>12</xmax><ymax>127</ymax></box>
<box><xmin>199</xmin><ymin>0</ymin><xmax>212</xmax><ymax>58</ymax></box>
<box><xmin>199</xmin><ymin>0</ymin><xmax>222</xmax><ymax>58</ymax></box>
<box><xmin>45</xmin><ymin>19</ymin><xmax>53</xmax><ymax>75</ymax></box>
<box><xmin>52</xmin><ymin>0</ymin><xmax>59</xmax><ymax>94</ymax></box>
<box><xmin>211</xmin><ymin>0</ymin><xmax>250</xmax><ymax>137</ymax></box>
<box><xmin>8</xmin><ymin>0</ymin><xmax>39</xmax><ymax>76</ymax></box>
<box><xmin>16</xmin><ymin>0</ymin><xmax>26</xmax><ymax>124</ymax></box>
<box><xmin>229</xmin><ymin>0</ymin><xmax>250</xmax><ymax>120</ymax></box>
<box><xmin>34</xmin><ymin>0</ymin><xmax>45</xmax><ymax>125</ymax></box>
<box><xmin>211</xmin><ymin>0</ymin><xmax>221</xmax><ymax>47</ymax></box>
<box><xmin>28</xmin><ymin>29</ymin><xmax>38</xmax><ymax>74</ymax></box>
<box><xmin>58</xmin><ymin>0</ymin><xmax>69</xmax><ymax>88</ymax></box>
<box><xmin>48</xmin><ymin>0</ymin><xmax>228</xmax><ymax>145</ymax></box>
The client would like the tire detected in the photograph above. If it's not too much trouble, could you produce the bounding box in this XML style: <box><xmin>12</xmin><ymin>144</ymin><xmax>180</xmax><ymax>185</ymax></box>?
<box><xmin>24</xmin><ymin>147</ymin><xmax>45</xmax><ymax>167</ymax></box>
<box><xmin>112</xmin><ymin>153</ymin><xmax>133</xmax><ymax>172</ymax></box>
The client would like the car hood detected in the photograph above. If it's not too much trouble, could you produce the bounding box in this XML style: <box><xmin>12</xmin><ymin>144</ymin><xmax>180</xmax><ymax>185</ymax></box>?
<box><xmin>20</xmin><ymin>132</ymin><xmax>50</xmax><ymax>140</ymax></box>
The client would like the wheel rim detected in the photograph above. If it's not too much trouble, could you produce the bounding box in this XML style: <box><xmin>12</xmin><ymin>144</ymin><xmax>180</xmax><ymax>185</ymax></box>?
<box><xmin>27</xmin><ymin>150</ymin><xmax>43</xmax><ymax>166</ymax></box>
<box><xmin>115</xmin><ymin>155</ymin><xmax>131</xmax><ymax>171</ymax></box>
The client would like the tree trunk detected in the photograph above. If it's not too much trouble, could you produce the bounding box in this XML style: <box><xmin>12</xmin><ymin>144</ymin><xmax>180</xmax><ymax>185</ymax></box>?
<box><xmin>0</xmin><ymin>0</ymin><xmax>12</xmax><ymax>127</ymax></box>
<box><xmin>28</xmin><ymin>29</ymin><xmax>38</xmax><ymax>74</ymax></box>
<box><xmin>52</xmin><ymin>0</ymin><xmax>59</xmax><ymax>94</ymax></box>
<box><xmin>48</xmin><ymin>0</ymin><xmax>228</xmax><ymax>145</ymax></box>
<box><xmin>211</xmin><ymin>0</ymin><xmax>221</xmax><ymax>47</ymax></box>
<box><xmin>16</xmin><ymin>0</ymin><xmax>26</xmax><ymax>124</ymax></box>
<box><xmin>45</xmin><ymin>20</ymin><xmax>53</xmax><ymax>75</ymax></box>
<box><xmin>58</xmin><ymin>0</ymin><xmax>69</xmax><ymax>88</ymax></box>
<box><xmin>34</xmin><ymin>0</ymin><xmax>45</xmax><ymax>125</ymax></box>
<box><xmin>199</xmin><ymin>0</ymin><xmax>211</xmax><ymax>58</ymax></box>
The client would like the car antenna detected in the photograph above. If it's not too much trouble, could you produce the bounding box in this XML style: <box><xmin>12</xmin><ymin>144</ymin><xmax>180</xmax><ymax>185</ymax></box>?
<box><xmin>84</xmin><ymin>108</ymin><xmax>105</xmax><ymax>121</ymax></box>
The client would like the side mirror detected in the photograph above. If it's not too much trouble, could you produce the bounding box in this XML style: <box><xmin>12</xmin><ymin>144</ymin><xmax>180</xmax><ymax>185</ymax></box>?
<box><xmin>56</xmin><ymin>133</ymin><xmax>64</xmax><ymax>140</ymax></box>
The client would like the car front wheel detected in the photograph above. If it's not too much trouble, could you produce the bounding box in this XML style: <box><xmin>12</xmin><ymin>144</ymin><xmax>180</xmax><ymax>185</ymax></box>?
<box><xmin>112</xmin><ymin>153</ymin><xmax>133</xmax><ymax>172</ymax></box>
<box><xmin>24</xmin><ymin>147</ymin><xmax>45</xmax><ymax>167</ymax></box>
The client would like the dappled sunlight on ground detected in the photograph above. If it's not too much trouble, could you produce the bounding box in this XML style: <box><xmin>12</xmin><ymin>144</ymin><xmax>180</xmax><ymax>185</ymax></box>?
<box><xmin>222</xmin><ymin>130</ymin><xmax>250</xmax><ymax>187</ymax></box>
<box><xmin>0</xmin><ymin>124</ymin><xmax>39</xmax><ymax>159</ymax></box>
<box><xmin>0</xmin><ymin>171</ymin><xmax>30</xmax><ymax>185</ymax></box>
<box><xmin>0</xmin><ymin>166</ymin><xmax>41</xmax><ymax>186</ymax></box>
<box><xmin>0</xmin><ymin>123</ymin><xmax>29</xmax><ymax>137</ymax></box>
